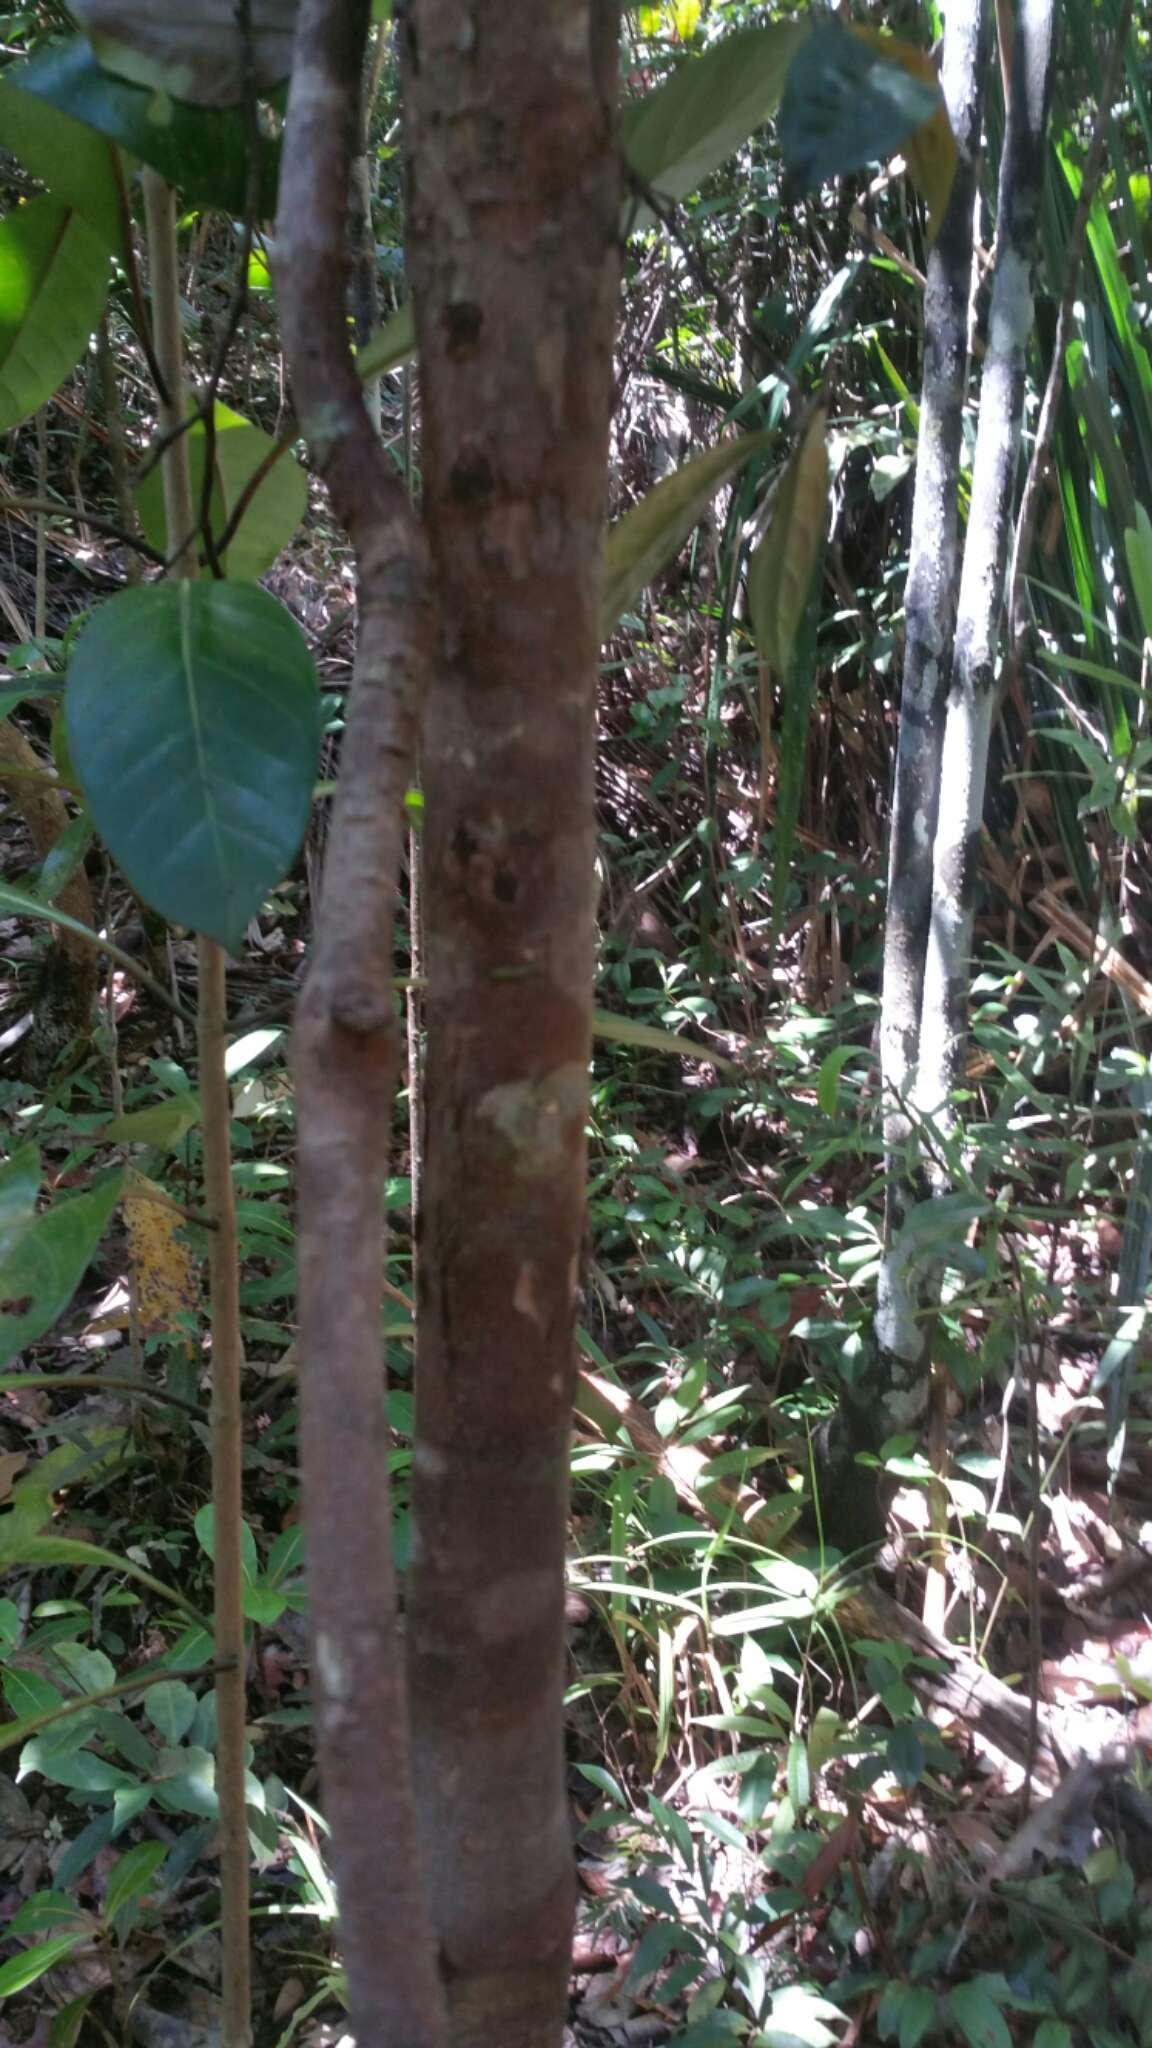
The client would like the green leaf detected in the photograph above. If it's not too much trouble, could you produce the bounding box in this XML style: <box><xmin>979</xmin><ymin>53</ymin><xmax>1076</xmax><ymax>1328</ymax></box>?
<box><xmin>816</xmin><ymin>1043</ymin><xmax>871</xmax><ymax>1115</ymax></box>
<box><xmin>8</xmin><ymin>37</ymin><xmax>281</xmax><ymax>214</ymax></box>
<box><xmin>49</xmin><ymin>1989</ymin><xmax>101</xmax><ymax>2048</ymax></box>
<box><xmin>948</xmin><ymin>1980</ymin><xmax>1013</xmax><ymax>2048</ymax></box>
<box><xmin>0</xmin><ymin>1932</ymin><xmax>89</xmax><ymax>2000</ymax></box>
<box><xmin>786</xmin><ymin>1733</ymin><xmax>810</xmax><ymax>1812</ymax></box>
<box><xmin>135</xmin><ymin>402</ymin><xmax>308</xmax><ymax>581</ymax></box>
<box><xmin>103</xmin><ymin>1840</ymin><xmax>167</xmax><ymax>1927</ymax></box>
<box><xmin>143</xmin><ymin>1679</ymin><xmax>198</xmax><ymax>1743</ymax></box>
<box><xmin>0</xmin><ymin>1145</ymin><xmax>40</xmax><ymax>1262</ymax></box>
<box><xmin>20</xmin><ymin>1736</ymin><xmax>136</xmax><ymax>1793</ymax></box>
<box><xmin>898</xmin><ymin>1987</ymin><xmax>937</xmax><ymax>2048</ymax></box>
<box><xmin>8</xmin><ymin>1893</ymin><xmax>92</xmax><ymax>1939</ymax></box>
<box><xmin>97</xmin><ymin>1093</ymin><xmax>202</xmax><ymax>1150</ymax></box>
<box><xmin>73</xmin><ymin>0</ymin><xmax>296</xmax><ymax>108</ymax></box>
<box><xmin>1033</xmin><ymin>2024</ymin><xmax>1072</xmax><ymax>2048</ymax></box>
<box><xmin>1125</xmin><ymin>506</ymin><xmax>1152</xmax><ymax>643</ymax></box>
<box><xmin>624</xmin><ymin>19</ymin><xmax>810</xmax><ymax>216</ymax></box>
<box><xmin>53</xmin><ymin>1641</ymin><xmax>117</xmax><ymax>1694</ymax></box>
<box><xmin>0</xmin><ymin>73</ymin><xmax>122</xmax><ymax>249</ymax></box>
<box><xmin>0</xmin><ymin>197</ymin><xmax>110</xmax><ymax>432</ymax></box>
<box><xmin>243</xmin><ymin>1583</ymin><xmax>287</xmax><ymax>1624</ymax></box>
<box><xmin>195</xmin><ymin>1503</ymin><xmax>259</xmax><ymax>1580</ymax></box>
<box><xmin>749</xmin><ymin>409</ymin><xmax>828</xmax><ymax>676</ymax></box>
<box><xmin>602</xmin><ymin>432</ymin><xmax>771</xmax><ymax>636</ymax></box>
<box><xmin>885</xmin><ymin>1723</ymin><xmax>925</xmax><ymax>1788</ymax></box>
<box><xmin>66</xmin><ymin>581</ymin><xmax>320</xmax><ymax>952</ymax></box>
<box><xmin>592</xmin><ymin>1006</ymin><xmax>736</xmax><ymax>1072</ymax></box>
<box><xmin>356</xmin><ymin>300</ymin><xmax>416</xmax><ymax>383</ymax></box>
<box><xmin>34</xmin><ymin>812</ymin><xmax>96</xmax><ymax>906</ymax></box>
<box><xmin>779</xmin><ymin>16</ymin><xmax>940</xmax><ymax>192</ymax></box>
<box><xmin>0</xmin><ymin>1173</ymin><xmax>122</xmax><ymax>1371</ymax></box>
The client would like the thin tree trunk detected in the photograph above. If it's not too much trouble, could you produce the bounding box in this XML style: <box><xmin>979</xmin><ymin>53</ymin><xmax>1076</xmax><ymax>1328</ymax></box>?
<box><xmin>277</xmin><ymin>5</ymin><xmax>447</xmax><ymax>2043</ymax></box>
<box><xmin>915</xmin><ymin>0</ymin><xmax>1056</xmax><ymax>1136</ymax></box>
<box><xmin>400</xmin><ymin>3</ymin><xmax>622</xmax><ymax>2041</ymax></box>
<box><xmin>875</xmin><ymin>0</ymin><xmax>988</xmax><ymax>1412</ymax></box>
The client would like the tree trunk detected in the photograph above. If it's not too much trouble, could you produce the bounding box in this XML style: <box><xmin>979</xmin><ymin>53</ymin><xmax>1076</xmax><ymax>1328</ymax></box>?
<box><xmin>401</xmin><ymin>4</ymin><xmax>621</xmax><ymax>2041</ymax></box>
<box><xmin>277</xmin><ymin>4</ymin><xmax>447</xmax><ymax>2042</ymax></box>
<box><xmin>875</xmin><ymin>0</ymin><xmax>988</xmax><ymax>1422</ymax></box>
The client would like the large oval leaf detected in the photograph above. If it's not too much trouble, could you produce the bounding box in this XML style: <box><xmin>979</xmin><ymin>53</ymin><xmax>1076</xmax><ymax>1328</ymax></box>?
<box><xmin>136</xmin><ymin>402</ymin><xmax>307</xmax><ymax>580</ymax></box>
<box><xmin>779</xmin><ymin>15</ymin><xmax>940</xmax><ymax>193</ymax></box>
<box><xmin>624</xmin><ymin>20</ymin><xmax>810</xmax><ymax>217</ymax></box>
<box><xmin>0</xmin><ymin>74</ymin><xmax>122</xmax><ymax>251</ymax></box>
<box><xmin>0</xmin><ymin>198</ymin><xmax>110</xmax><ymax>432</ymax></box>
<box><xmin>73</xmin><ymin>0</ymin><xmax>297</xmax><ymax>107</ymax></box>
<box><xmin>7</xmin><ymin>37</ymin><xmax>280</xmax><ymax>215</ymax></box>
<box><xmin>0</xmin><ymin>1172</ymin><xmax>123</xmax><ymax>1372</ymax></box>
<box><xmin>66</xmin><ymin>582</ymin><xmax>320</xmax><ymax>951</ymax></box>
<box><xmin>603</xmin><ymin>431</ymin><xmax>772</xmax><ymax>636</ymax></box>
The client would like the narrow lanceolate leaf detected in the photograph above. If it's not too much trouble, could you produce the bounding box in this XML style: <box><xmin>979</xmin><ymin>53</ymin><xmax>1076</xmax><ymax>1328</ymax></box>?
<box><xmin>0</xmin><ymin>1174</ymin><xmax>123</xmax><ymax>1373</ymax></box>
<box><xmin>356</xmin><ymin>301</ymin><xmax>416</xmax><ymax>384</ymax></box>
<box><xmin>72</xmin><ymin>0</ymin><xmax>297</xmax><ymax>106</ymax></box>
<box><xmin>1125</xmin><ymin>504</ymin><xmax>1152</xmax><ymax>642</ymax></box>
<box><xmin>847</xmin><ymin>27</ymin><xmax>956</xmax><ymax>238</ymax></box>
<box><xmin>8</xmin><ymin>38</ymin><xmax>280</xmax><ymax>215</ymax></box>
<box><xmin>602</xmin><ymin>432</ymin><xmax>772</xmax><ymax>636</ymax></box>
<box><xmin>779</xmin><ymin>16</ymin><xmax>941</xmax><ymax>193</ymax></box>
<box><xmin>136</xmin><ymin>402</ymin><xmax>307</xmax><ymax>581</ymax></box>
<box><xmin>592</xmin><ymin>1008</ymin><xmax>737</xmax><ymax>1072</ymax></box>
<box><xmin>624</xmin><ymin>19</ymin><xmax>810</xmax><ymax>215</ymax></box>
<box><xmin>66</xmin><ymin>582</ymin><xmax>320</xmax><ymax>952</ymax></box>
<box><xmin>748</xmin><ymin>408</ymin><xmax>828</xmax><ymax>674</ymax></box>
<box><xmin>0</xmin><ymin>198</ymin><xmax>110</xmax><ymax>433</ymax></box>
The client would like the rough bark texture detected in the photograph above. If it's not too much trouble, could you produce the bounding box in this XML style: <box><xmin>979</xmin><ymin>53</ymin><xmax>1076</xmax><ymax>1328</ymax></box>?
<box><xmin>875</xmin><ymin>0</ymin><xmax>988</xmax><ymax>1403</ymax></box>
<box><xmin>401</xmin><ymin>4</ymin><xmax>621</xmax><ymax>2041</ymax></box>
<box><xmin>277</xmin><ymin>6</ymin><xmax>447</xmax><ymax>2043</ymax></box>
<box><xmin>915</xmin><ymin>0</ymin><xmax>1056</xmax><ymax>1133</ymax></box>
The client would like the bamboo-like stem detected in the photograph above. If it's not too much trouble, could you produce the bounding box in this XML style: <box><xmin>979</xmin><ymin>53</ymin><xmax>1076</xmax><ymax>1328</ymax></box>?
<box><xmin>143</xmin><ymin>164</ymin><xmax>251</xmax><ymax>2048</ymax></box>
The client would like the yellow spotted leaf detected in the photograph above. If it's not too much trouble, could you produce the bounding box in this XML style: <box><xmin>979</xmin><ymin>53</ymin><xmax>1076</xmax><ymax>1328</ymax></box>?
<box><xmin>848</xmin><ymin>26</ymin><xmax>956</xmax><ymax>241</ymax></box>
<box><xmin>122</xmin><ymin>1172</ymin><xmax>198</xmax><ymax>1339</ymax></box>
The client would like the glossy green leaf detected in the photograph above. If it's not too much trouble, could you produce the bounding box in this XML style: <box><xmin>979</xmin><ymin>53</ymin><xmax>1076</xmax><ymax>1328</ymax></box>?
<box><xmin>0</xmin><ymin>1172</ymin><xmax>122</xmax><ymax>1372</ymax></box>
<box><xmin>356</xmin><ymin>300</ymin><xmax>416</xmax><ymax>383</ymax></box>
<box><xmin>8</xmin><ymin>37</ymin><xmax>280</xmax><ymax>214</ymax></box>
<box><xmin>779</xmin><ymin>15</ymin><xmax>940</xmax><ymax>193</ymax></box>
<box><xmin>0</xmin><ymin>73</ymin><xmax>122</xmax><ymax>249</ymax></box>
<box><xmin>602</xmin><ymin>432</ymin><xmax>771</xmax><ymax>635</ymax></box>
<box><xmin>74</xmin><ymin>0</ymin><xmax>297</xmax><ymax>108</ymax></box>
<box><xmin>0</xmin><ymin>1931</ymin><xmax>89</xmax><ymax>2000</ymax></box>
<box><xmin>66</xmin><ymin>582</ymin><xmax>320</xmax><ymax>951</ymax></box>
<box><xmin>135</xmin><ymin>402</ymin><xmax>307</xmax><ymax>580</ymax></box>
<box><xmin>34</xmin><ymin>812</ymin><xmax>95</xmax><ymax>906</ymax></box>
<box><xmin>624</xmin><ymin>20</ymin><xmax>809</xmax><ymax>216</ymax></box>
<box><xmin>0</xmin><ymin>197</ymin><xmax>110</xmax><ymax>432</ymax></box>
<box><xmin>48</xmin><ymin>1989</ymin><xmax>100</xmax><ymax>2048</ymax></box>
<box><xmin>0</xmin><ymin>1146</ymin><xmax>40</xmax><ymax>1262</ymax></box>
<box><xmin>20</xmin><ymin>1735</ymin><xmax>135</xmax><ymax>1793</ymax></box>
<box><xmin>103</xmin><ymin>1840</ymin><xmax>167</xmax><ymax>1927</ymax></box>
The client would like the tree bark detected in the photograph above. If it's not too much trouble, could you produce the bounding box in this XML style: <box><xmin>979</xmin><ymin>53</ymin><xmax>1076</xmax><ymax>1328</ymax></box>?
<box><xmin>277</xmin><ymin>5</ymin><xmax>447</xmax><ymax>2043</ymax></box>
<box><xmin>875</xmin><ymin>0</ymin><xmax>988</xmax><ymax>1413</ymax></box>
<box><xmin>400</xmin><ymin>4</ymin><xmax>622</xmax><ymax>2041</ymax></box>
<box><xmin>915</xmin><ymin>0</ymin><xmax>1056</xmax><ymax>1137</ymax></box>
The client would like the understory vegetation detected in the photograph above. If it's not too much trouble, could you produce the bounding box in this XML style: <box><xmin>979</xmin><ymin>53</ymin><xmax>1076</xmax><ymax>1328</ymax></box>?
<box><xmin>2</xmin><ymin>0</ymin><xmax>1152</xmax><ymax>2043</ymax></box>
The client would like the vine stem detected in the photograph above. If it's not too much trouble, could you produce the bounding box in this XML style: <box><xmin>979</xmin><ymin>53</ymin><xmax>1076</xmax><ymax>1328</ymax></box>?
<box><xmin>143</xmin><ymin>164</ymin><xmax>251</xmax><ymax>2048</ymax></box>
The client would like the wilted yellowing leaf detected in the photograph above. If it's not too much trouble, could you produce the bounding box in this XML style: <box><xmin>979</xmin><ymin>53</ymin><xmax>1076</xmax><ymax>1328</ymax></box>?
<box><xmin>122</xmin><ymin>1170</ymin><xmax>198</xmax><ymax>1339</ymax></box>
<box><xmin>848</xmin><ymin>26</ymin><xmax>957</xmax><ymax>242</ymax></box>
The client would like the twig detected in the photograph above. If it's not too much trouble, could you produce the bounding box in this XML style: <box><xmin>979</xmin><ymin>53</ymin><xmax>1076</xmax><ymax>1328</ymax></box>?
<box><xmin>0</xmin><ymin>491</ymin><xmax>166</xmax><ymax>565</ymax></box>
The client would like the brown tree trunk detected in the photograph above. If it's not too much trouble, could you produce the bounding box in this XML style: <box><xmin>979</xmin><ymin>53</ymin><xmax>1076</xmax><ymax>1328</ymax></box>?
<box><xmin>400</xmin><ymin>6</ymin><xmax>622</xmax><ymax>2042</ymax></box>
